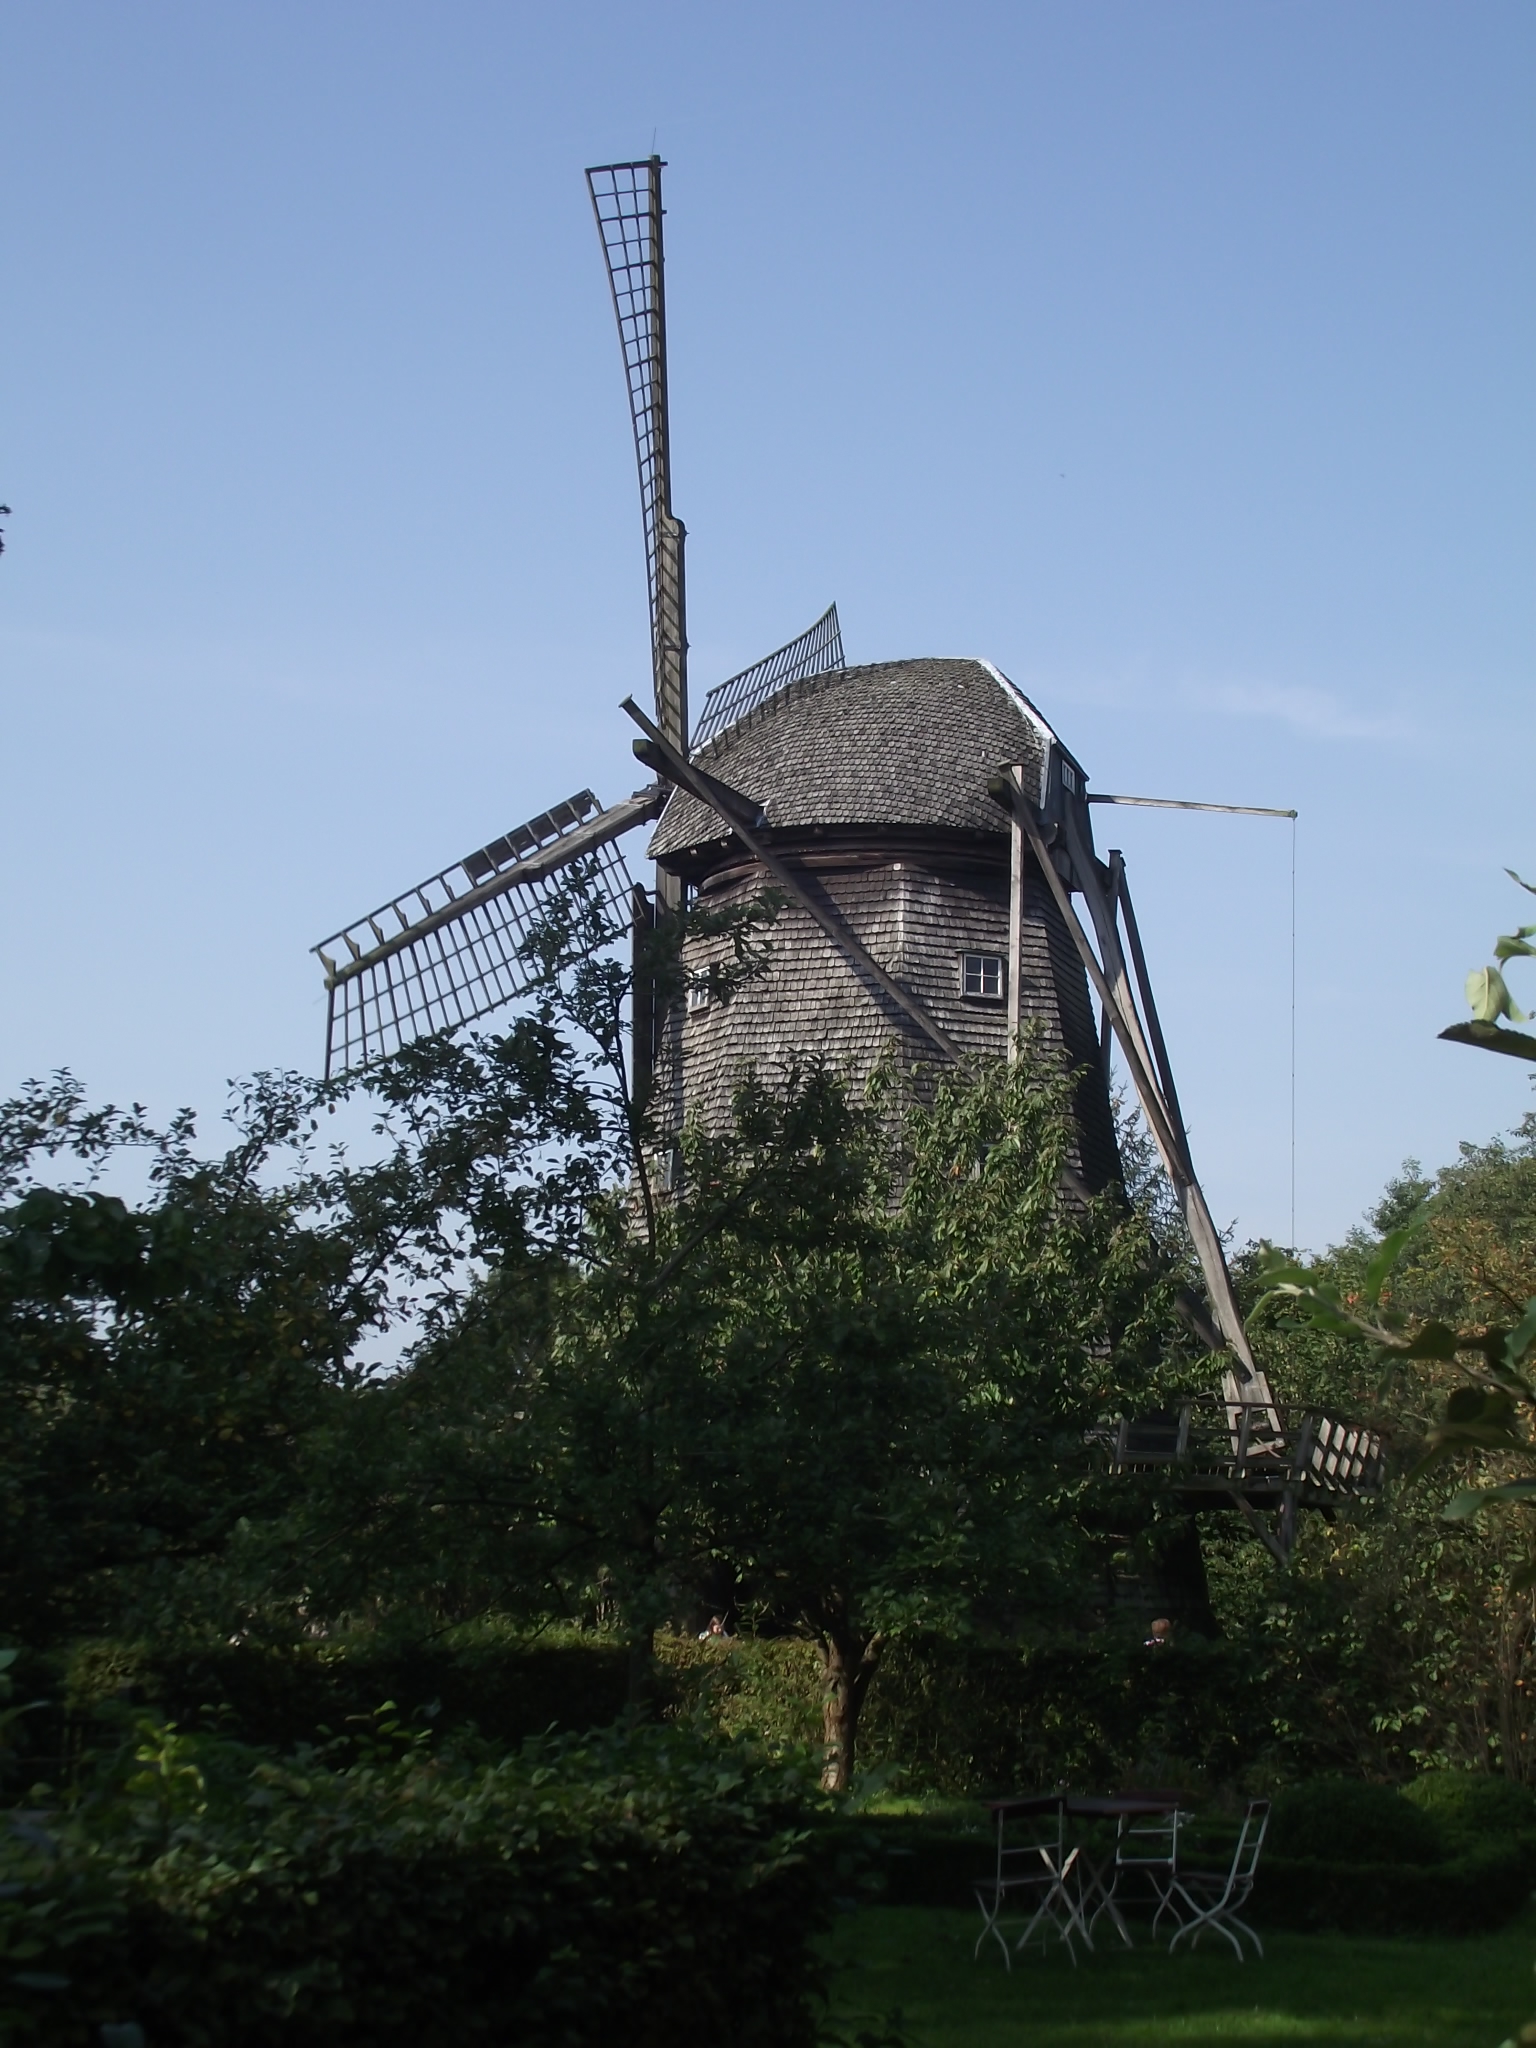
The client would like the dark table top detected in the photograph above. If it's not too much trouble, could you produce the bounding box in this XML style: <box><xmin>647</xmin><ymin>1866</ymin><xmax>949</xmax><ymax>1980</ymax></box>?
<box><xmin>983</xmin><ymin>1792</ymin><xmax>1182</xmax><ymax>1821</ymax></box>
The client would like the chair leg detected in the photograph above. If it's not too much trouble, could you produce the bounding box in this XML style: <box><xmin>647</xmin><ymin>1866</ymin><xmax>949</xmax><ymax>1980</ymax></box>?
<box><xmin>1149</xmin><ymin>1880</ymin><xmax>1184</xmax><ymax>1940</ymax></box>
<box><xmin>1170</xmin><ymin>1907</ymin><xmax>1246</xmax><ymax>1961</ymax></box>
<box><xmin>1016</xmin><ymin>1886</ymin><xmax>1080</xmax><ymax>1966</ymax></box>
<box><xmin>1228</xmin><ymin>1911</ymin><xmax>1263</xmax><ymax>1958</ymax></box>
<box><xmin>974</xmin><ymin>1889</ymin><xmax>1012</xmax><ymax>1971</ymax></box>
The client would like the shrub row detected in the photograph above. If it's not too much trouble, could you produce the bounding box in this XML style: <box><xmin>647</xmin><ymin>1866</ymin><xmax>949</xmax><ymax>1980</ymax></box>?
<box><xmin>1</xmin><ymin>1719</ymin><xmax>839</xmax><ymax>2048</ymax></box>
<box><xmin>20</xmin><ymin>1630</ymin><xmax>631</xmax><ymax>1773</ymax></box>
<box><xmin>1253</xmin><ymin>1844</ymin><xmax>1527</xmax><ymax>1936</ymax></box>
<box><xmin>24</xmin><ymin>1624</ymin><xmax>1278</xmax><ymax>1799</ymax></box>
<box><xmin>669</xmin><ymin>1629</ymin><xmax>1275</xmax><ymax>1793</ymax></box>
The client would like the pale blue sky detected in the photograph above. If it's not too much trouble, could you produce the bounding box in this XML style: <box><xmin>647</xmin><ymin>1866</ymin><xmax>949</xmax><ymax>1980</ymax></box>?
<box><xmin>1</xmin><ymin>1</ymin><xmax>1531</xmax><ymax>1250</ymax></box>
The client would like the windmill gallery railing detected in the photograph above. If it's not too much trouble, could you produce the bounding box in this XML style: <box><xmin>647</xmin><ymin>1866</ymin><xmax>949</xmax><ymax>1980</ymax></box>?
<box><xmin>1104</xmin><ymin>1399</ymin><xmax>1388</xmax><ymax>1560</ymax></box>
<box><xmin>691</xmin><ymin>602</ymin><xmax>846</xmax><ymax>747</ymax></box>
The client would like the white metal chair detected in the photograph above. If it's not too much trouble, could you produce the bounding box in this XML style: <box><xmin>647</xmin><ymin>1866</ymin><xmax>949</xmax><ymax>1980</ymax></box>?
<box><xmin>1087</xmin><ymin>1803</ymin><xmax>1186</xmax><ymax>1945</ymax></box>
<box><xmin>1165</xmin><ymin>1799</ymin><xmax>1271</xmax><ymax>1959</ymax></box>
<box><xmin>974</xmin><ymin>1798</ymin><xmax>1089</xmax><ymax>1968</ymax></box>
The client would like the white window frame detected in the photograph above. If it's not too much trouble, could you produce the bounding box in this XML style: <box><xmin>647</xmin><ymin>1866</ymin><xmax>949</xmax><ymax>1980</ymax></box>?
<box><xmin>960</xmin><ymin>952</ymin><xmax>1006</xmax><ymax>1001</ymax></box>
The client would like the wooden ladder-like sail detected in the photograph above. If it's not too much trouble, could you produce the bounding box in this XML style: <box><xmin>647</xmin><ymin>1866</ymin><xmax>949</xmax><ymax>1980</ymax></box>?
<box><xmin>587</xmin><ymin>159</ymin><xmax>688</xmax><ymax>894</ymax></box>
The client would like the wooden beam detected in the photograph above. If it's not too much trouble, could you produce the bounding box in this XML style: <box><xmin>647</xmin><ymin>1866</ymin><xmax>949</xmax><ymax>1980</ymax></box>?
<box><xmin>1099</xmin><ymin>851</ymin><xmax>1123</xmax><ymax>1072</ymax></box>
<box><xmin>1001</xmin><ymin>777</ymin><xmax>1265</xmax><ymax>1390</ymax></box>
<box><xmin>1006</xmin><ymin>765</ymin><xmax>1026</xmax><ymax>1061</ymax></box>
<box><xmin>1062</xmin><ymin>806</ymin><xmax>1170</xmax><ymax>1146</ymax></box>
<box><xmin>319</xmin><ymin>784</ymin><xmax>665</xmax><ymax>991</ymax></box>
<box><xmin>623</xmin><ymin>699</ymin><xmax>968</xmax><ymax>1066</ymax></box>
<box><xmin>1113</xmin><ymin>860</ymin><xmax>1190</xmax><ymax>1162</ymax></box>
<box><xmin>630</xmin><ymin>883</ymin><xmax>656</xmax><ymax>1115</ymax></box>
<box><xmin>1087</xmin><ymin>794</ymin><xmax>1297</xmax><ymax>819</ymax></box>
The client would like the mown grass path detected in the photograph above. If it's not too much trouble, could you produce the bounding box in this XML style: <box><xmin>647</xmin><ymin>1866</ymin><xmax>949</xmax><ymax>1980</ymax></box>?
<box><xmin>824</xmin><ymin>1906</ymin><xmax>1536</xmax><ymax>2046</ymax></box>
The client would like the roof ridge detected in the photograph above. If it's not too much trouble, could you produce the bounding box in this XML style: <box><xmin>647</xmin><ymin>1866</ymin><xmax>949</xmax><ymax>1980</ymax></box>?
<box><xmin>654</xmin><ymin>655</ymin><xmax>1054</xmax><ymax>861</ymax></box>
<box><xmin>690</xmin><ymin>655</ymin><xmax>1000</xmax><ymax>765</ymax></box>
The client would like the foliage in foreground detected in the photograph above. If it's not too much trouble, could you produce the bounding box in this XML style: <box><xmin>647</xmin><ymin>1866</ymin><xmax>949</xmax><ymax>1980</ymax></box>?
<box><xmin>0</xmin><ymin>1717</ymin><xmax>840</xmax><ymax>2047</ymax></box>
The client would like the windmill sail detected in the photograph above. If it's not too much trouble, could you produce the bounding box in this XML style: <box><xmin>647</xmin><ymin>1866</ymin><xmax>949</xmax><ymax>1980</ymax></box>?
<box><xmin>691</xmin><ymin>603</ymin><xmax>845</xmax><ymax>746</ymax></box>
<box><xmin>312</xmin><ymin>785</ymin><xmax>661</xmax><ymax>1078</ymax></box>
<box><xmin>586</xmin><ymin>158</ymin><xmax>688</xmax><ymax>764</ymax></box>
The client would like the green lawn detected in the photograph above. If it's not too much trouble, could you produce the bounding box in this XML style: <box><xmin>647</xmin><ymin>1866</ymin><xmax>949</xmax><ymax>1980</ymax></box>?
<box><xmin>823</xmin><ymin>1907</ymin><xmax>1536</xmax><ymax>2047</ymax></box>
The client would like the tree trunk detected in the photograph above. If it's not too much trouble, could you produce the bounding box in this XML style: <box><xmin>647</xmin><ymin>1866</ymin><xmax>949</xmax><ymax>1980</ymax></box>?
<box><xmin>817</xmin><ymin>1626</ymin><xmax>884</xmax><ymax>1792</ymax></box>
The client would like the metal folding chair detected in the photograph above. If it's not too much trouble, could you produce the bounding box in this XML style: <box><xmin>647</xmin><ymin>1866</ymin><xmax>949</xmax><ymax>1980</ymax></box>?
<box><xmin>1087</xmin><ymin>1803</ymin><xmax>1185</xmax><ymax>1945</ymax></box>
<box><xmin>974</xmin><ymin>1798</ymin><xmax>1089</xmax><ymax>1968</ymax></box>
<box><xmin>1165</xmin><ymin>1799</ymin><xmax>1270</xmax><ymax>1959</ymax></box>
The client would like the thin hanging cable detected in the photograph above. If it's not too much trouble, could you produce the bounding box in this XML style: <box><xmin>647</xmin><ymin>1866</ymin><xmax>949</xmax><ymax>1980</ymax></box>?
<box><xmin>1290</xmin><ymin>814</ymin><xmax>1298</xmax><ymax>1250</ymax></box>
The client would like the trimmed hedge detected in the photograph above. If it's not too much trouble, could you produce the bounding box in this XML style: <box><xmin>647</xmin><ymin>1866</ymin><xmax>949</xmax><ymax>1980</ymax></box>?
<box><xmin>1269</xmin><ymin>1777</ymin><xmax>1444</xmax><ymax>1865</ymax></box>
<box><xmin>46</xmin><ymin>1630</ymin><xmax>631</xmax><ymax>1759</ymax></box>
<box><xmin>1</xmin><ymin>1719</ymin><xmax>839</xmax><ymax>2047</ymax></box>
<box><xmin>1252</xmin><ymin>1773</ymin><xmax>1536</xmax><ymax>1934</ymax></box>
<box><xmin>19</xmin><ymin>1622</ymin><xmax>1343</xmax><ymax>1803</ymax></box>
<box><xmin>1253</xmin><ymin>1844</ymin><xmax>1528</xmax><ymax>1936</ymax></box>
<box><xmin>665</xmin><ymin>1629</ymin><xmax>1270</xmax><ymax>1795</ymax></box>
<box><xmin>1404</xmin><ymin>1769</ymin><xmax>1536</xmax><ymax>1857</ymax></box>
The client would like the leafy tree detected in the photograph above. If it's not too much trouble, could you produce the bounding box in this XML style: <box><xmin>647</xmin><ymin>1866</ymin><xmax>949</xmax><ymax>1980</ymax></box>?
<box><xmin>1229</xmin><ymin>873</ymin><xmax>1536</xmax><ymax>1792</ymax></box>
<box><xmin>3</xmin><ymin>864</ymin><xmax>1190</xmax><ymax>1800</ymax></box>
<box><xmin>355</xmin><ymin>1040</ymin><xmax>1188</xmax><ymax>1786</ymax></box>
<box><xmin>0</xmin><ymin>1014</ymin><xmax>603</xmax><ymax>1645</ymax></box>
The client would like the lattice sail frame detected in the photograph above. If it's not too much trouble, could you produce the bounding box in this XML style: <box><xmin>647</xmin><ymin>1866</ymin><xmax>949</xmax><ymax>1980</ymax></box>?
<box><xmin>691</xmin><ymin>603</ymin><xmax>845</xmax><ymax>746</ymax></box>
<box><xmin>313</xmin><ymin>791</ymin><xmax>636</xmax><ymax>1078</ymax></box>
<box><xmin>587</xmin><ymin>158</ymin><xmax>688</xmax><ymax>758</ymax></box>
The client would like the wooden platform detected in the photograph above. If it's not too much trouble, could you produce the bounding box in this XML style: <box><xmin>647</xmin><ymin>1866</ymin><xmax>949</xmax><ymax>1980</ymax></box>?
<box><xmin>1107</xmin><ymin>1399</ymin><xmax>1388</xmax><ymax>1561</ymax></box>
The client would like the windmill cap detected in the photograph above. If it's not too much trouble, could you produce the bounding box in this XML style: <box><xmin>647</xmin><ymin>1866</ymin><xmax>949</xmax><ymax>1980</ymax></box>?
<box><xmin>649</xmin><ymin>656</ymin><xmax>1067</xmax><ymax>862</ymax></box>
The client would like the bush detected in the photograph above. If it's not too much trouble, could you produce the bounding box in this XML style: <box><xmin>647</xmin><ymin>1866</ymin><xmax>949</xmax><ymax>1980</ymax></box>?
<box><xmin>0</xmin><ymin>1718</ymin><xmax>838</xmax><ymax>2047</ymax></box>
<box><xmin>1269</xmin><ymin>1777</ymin><xmax>1444</xmax><ymax>1865</ymax></box>
<box><xmin>1404</xmin><ymin>1770</ymin><xmax>1536</xmax><ymax>1854</ymax></box>
<box><xmin>49</xmin><ymin>1627</ymin><xmax>632</xmax><ymax>1758</ymax></box>
<box><xmin>1252</xmin><ymin>1774</ymin><xmax>1536</xmax><ymax>1935</ymax></box>
<box><xmin>663</xmin><ymin>1628</ymin><xmax>1271</xmax><ymax>1796</ymax></box>
<box><xmin>1254</xmin><ymin>1843</ymin><xmax>1527</xmax><ymax>1935</ymax></box>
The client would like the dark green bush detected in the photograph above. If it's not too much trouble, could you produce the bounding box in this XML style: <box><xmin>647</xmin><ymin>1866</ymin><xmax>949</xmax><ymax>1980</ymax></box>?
<box><xmin>664</xmin><ymin>1629</ymin><xmax>1271</xmax><ymax>1796</ymax></box>
<box><xmin>48</xmin><ymin>1628</ymin><xmax>631</xmax><ymax>1759</ymax></box>
<box><xmin>1269</xmin><ymin>1777</ymin><xmax>1445</xmax><ymax>1865</ymax></box>
<box><xmin>1</xmin><ymin>1718</ymin><xmax>837</xmax><ymax>2047</ymax></box>
<box><xmin>1254</xmin><ymin>1842</ymin><xmax>1527</xmax><ymax>1935</ymax></box>
<box><xmin>1403</xmin><ymin>1770</ymin><xmax>1536</xmax><ymax>1854</ymax></box>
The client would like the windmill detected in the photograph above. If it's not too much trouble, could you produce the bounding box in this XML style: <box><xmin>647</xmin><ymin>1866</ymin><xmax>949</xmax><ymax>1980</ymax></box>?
<box><xmin>310</xmin><ymin>157</ymin><xmax>1383</xmax><ymax>1558</ymax></box>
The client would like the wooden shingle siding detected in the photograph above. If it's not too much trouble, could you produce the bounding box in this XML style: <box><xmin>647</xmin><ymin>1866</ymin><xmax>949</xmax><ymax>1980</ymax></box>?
<box><xmin>651</xmin><ymin>656</ymin><xmax>1118</xmax><ymax>1188</ymax></box>
<box><xmin>651</xmin><ymin>658</ymin><xmax>1047</xmax><ymax>860</ymax></box>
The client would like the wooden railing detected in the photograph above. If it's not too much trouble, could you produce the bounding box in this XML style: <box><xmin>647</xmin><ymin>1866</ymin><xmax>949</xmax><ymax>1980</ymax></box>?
<box><xmin>1108</xmin><ymin>1400</ymin><xmax>1387</xmax><ymax>1502</ymax></box>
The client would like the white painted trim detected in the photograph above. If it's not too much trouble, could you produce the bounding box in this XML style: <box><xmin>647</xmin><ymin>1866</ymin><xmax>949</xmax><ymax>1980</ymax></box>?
<box><xmin>973</xmin><ymin>658</ymin><xmax>1057</xmax><ymax>809</ymax></box>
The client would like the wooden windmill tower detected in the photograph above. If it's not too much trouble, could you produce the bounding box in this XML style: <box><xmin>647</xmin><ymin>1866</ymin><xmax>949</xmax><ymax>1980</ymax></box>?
<box><xmin>310</xmin><ymin>158</ymin><xmax>1384</xmax><ymax>1557</ymax></box>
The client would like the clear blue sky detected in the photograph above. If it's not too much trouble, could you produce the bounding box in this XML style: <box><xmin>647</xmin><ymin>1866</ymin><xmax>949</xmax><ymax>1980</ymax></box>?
<box><xmin>2</xmin><ymin>1</ymin><xmax>1531</xmax><ymax>1251</ymax></box>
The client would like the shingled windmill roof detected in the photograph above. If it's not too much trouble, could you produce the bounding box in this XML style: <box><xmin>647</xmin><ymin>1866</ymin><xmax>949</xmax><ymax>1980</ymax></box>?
<box><xmin>649</xmin><ymin>657</ymin><xmax>1064</xmax><ymax>859</ymax></box>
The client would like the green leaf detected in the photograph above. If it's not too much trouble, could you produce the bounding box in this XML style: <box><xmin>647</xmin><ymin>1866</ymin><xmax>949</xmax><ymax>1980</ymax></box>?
<box><xmin>1444</xmin><ymin>1385</ymin><xmax>1501</xmax><ymax>1425</ymax></box>
<box><xmin>1438</xmin><ymin>1020</ymin><xmax>1536</xmax><ymax>1063</ymax></box>
<box><xmin>1466</xmin><ymin>965</ymin><xmax>1527</xmax><ymax>1024</ymax></box>
<box><xmin>1507</xmin><ymin>869</ymin><xmax>1536</xmax><ymax>898</ymax></box>
<box><xmin>1493</xmin><ymin>929</ymin><xmax>1536</xmax><ymax>964</ymax></box>
<box><xmin>1444</xmin><ymin>1479</ymin><xmax>1536</xmax><ymax>1521</ymax></box>
<box><xmin>1504</xmin><ymin>1300</ymin><xmax>1536</xmax><ymax>1371</ymax></box>
<box><xmin>1394</xmin><ymin>1322</ymin><xmax>1463</xmax><ymax>1362</ymax></box>
<box><xmin>1363</xmin><ymin>1220</ymin><xmax>1424</xmax><ymax>1307</ymax></box>
<box><xmin>1443</xmin><ymin>1487</ymin><xmax>1489</xmax><ymax>1521</ymax></box>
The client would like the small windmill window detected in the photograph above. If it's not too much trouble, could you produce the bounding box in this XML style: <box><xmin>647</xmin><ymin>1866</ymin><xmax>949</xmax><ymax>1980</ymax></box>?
<box><xmin>961</xmin><ymin>953</ymin><xmax>1006</xmax><ymax>1001</ymax></box>
<box><xmin>686</xmin><ymin>981</ymin><xmax>711</xmax><ymax>1015</ymax></box>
